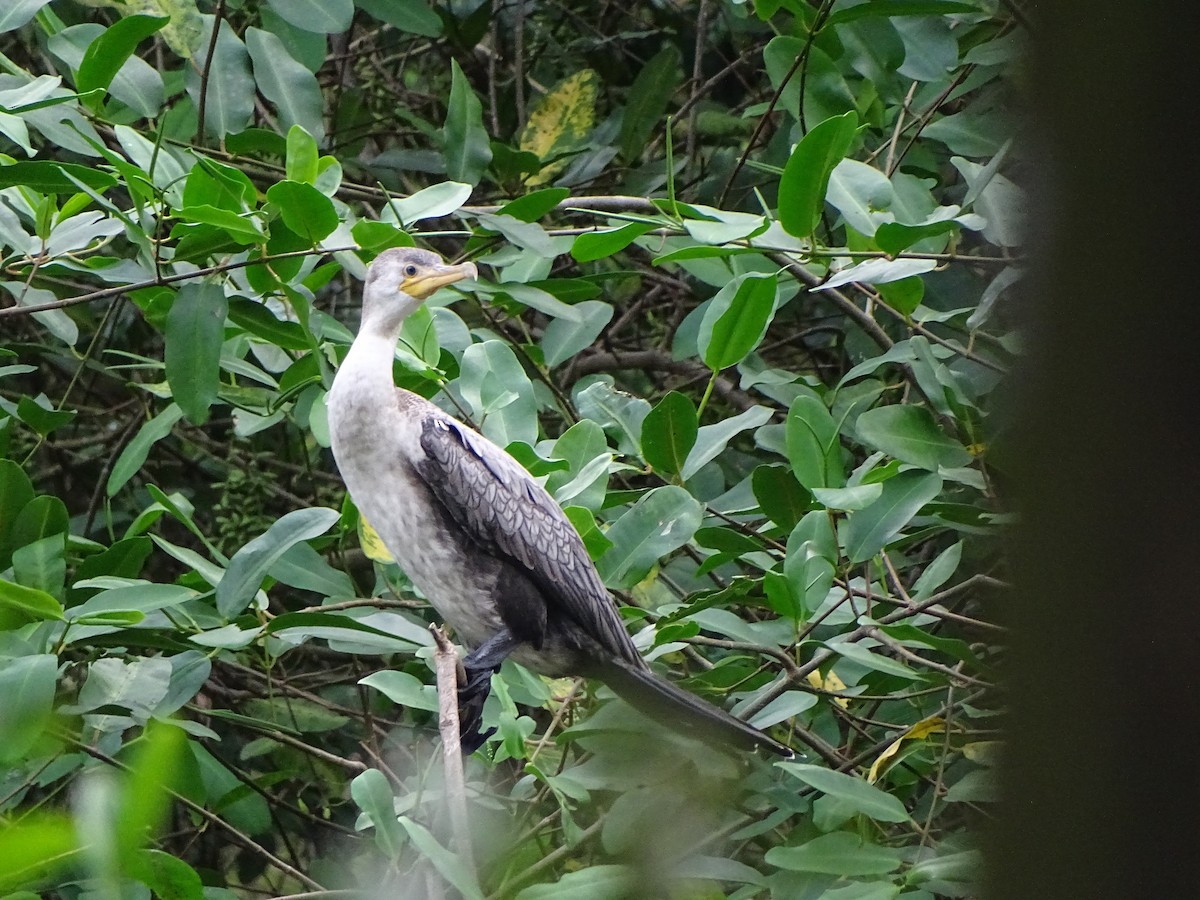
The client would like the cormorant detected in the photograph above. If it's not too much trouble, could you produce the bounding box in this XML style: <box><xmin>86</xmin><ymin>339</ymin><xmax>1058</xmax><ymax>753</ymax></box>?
<box><xmin>327</xmin><ymin>247</ymin><xmax>792</xmax><ymax>757</ymax></box>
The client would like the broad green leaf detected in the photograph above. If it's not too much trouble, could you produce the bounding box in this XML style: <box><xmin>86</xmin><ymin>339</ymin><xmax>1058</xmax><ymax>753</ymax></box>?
<box><xmin>67</xmin><ymin>656</ymin><xmax>172</xmax><ymax>727</ymax></box>
<box><xmin>264</xmin><ymin>0</ymin><xmax>352</xmax><ymax>33</ymax></box>
<box><xmin>748</xmin><ymin>691</ymin><xmax>818</xmax><ymax>729</ymax></box>
<box><xmin>399</xmin><ymin>817</ymin><xmax>485</xmax><ymax>900</ymax></box>
<box><xmin>283</xmin><ymin>124</ymin><xmax>319</xmax><ymax>184</ymax></box>
<box><xmin>640</xmin><ymin>391</ymin><xmax>698</xmax><ymax>478</ymax></box>
<box><xmin>785</xmin><ymin>394</ymin><xmax>844</xmax><ymax>490</ymax></box>
<box><xmin>245</xmin><ymin>28</ymin><xmax>325</xmax><ymax>140</ymax></box>
<box><xmin>825</xmin><ymin>640</ymin><xmax>923</xmax><ymax>680</ymax></box>
<box><xmin>6</xmin><ymin>495</ymin><xmax>68</xmax><ymax>558</ymax></box>
<box><xmin>165</xmin><ymin>284</ymin><xmax>228</xmax><ymax>425</ymax></box>
<box><xmin>779</xmin><ymin>762</ymin><xmax>911</xmax><ymax>823</ymax></box>
<box><xmin>784</xmin><ymin>512</ymin><xmax>838</xmax><ymax>613</ymax></box>
<box><xmin>541</xmin><ymin>300</ymin><xmax>613</xmax><ymax>367</ymax></box>
<box><xmin>826</xmin><ymin>158</ymin><xmax>894</xmax><ymax>237</ymax></box>
<box><xmin>215</xmin><ymin>507</ymin><xmax>341</xmax><ymax>617</ymax></box>
<box><xmin>69</xmin><ymin>583</ymin><xmax>198</xmax><ymax>620</ymax></box>
<box><xmin>458</xmin><ymin>340</ymin><xmax>538</xmax><ymax>447</ymax></box>
<box><xmin>765</xmin><ymin>831</ymin><xmax>903</xmax><ymax>875</ymax></box>
<box><xmin>76</xmin><ymin>15</ymin><xmax>168</xmax><ymax>108</ymax></box>
<box><xmin>474</xmin><ymin>212</ymin><xmax>560</xmax><ymax>258</ymax></box>
<box><xmin>350</xmin><ymin>769</ymin><xmax>404</xmax><ymax>857</ymax></box>
<box><xmin>497</xmin><ymin>188</ymin><xmax>570</xmax><ymax>222</ymax></box>
<box><xmin>682</xmin><ymin>405</ymin><xmax>773</xmax><ymax>480</ymax></box>
<box><xmin>0</xmin><ymin>0</ymin><xmax>51</xmax><ymax>33</ymax></box>
<box><xmin>265</xmin><ymin>612</ymin><xmax>422</xmax><ymax>654</ymax></box>
<box><xmin>388</xmin><ymin>181</ymin><xmax>472</xmax><ymax>226</ymax></box>
<box><xmin>356</xmin><ymin>0</ymin><xmax>443</xmax><ymax>37</ymax></box>
<box><xmin>0</xmin><ymin>654</ymin><xmax>58</xmax><ymax>764</ymax></box>
<box><xmin>127</xmin><ymin>850</ymin><xmax>204</xmax><ymax>900</ymax></box>
<box><xmin>842</xmin><ymin>470</ymin><xmax>943</xmax><ymax>563</ymax></box>
<box><xmin>359</xmin><ymin>670</ymin><xmax>439</xmax><ymax>712</ymax></box>
<box><xmin>752</xmin><ymin>464</ymin><xmax>811</xmax><ymax>531</ymax></box>
<box><xmin>0</xmin><ymin>577</ymin><xmax>65</xmax><ymax>623</ymax></box>
<box><xmin>597</xmin><ymin>486</ymin><xmax>702</xmax><ymax>589</ymax></box>
<box><xmin>0</xmin><ymin>812</ymin><xmax>77</xmax><ymax>892</ymax></box>
<box><xmin>115</xmin><ymin>721</ymin><xmax>187</xmax><ymax>858</ymax></box>
<box><xmin>443</xmin><ymin>59</ymin><xmax>492</xmax><ymax>186</ymax></box>
<box><xmin>619</xmin><ymin>44</ymin><xmax>681</xmax><ymax>162</ymax></box>
<box><xmin>571</xmin><ymin>222</ymin><xmax>654</xmax><ymax>262</ymax></box>
<box><xmin>11</xmin><ymin>534</ymin><xmax>65</xmax><ymax>598</ymax></box>
<box><xmin>699</xmin><ymin>272</ymin><xmax>779</xmax><ymax>371</ymax></box>
<box><xmin>0</xmin><ymin>161</ymin><xmax>117</xmax><ymax>193</ymax></box>
<box><xmin>778</xmin><ymin>111</ymin><xmax>857</xmax><ymax>237</ymax></box>
<box><xmin>515</xmin><ymin>865</ymin><xmax>635</xmax><ymax>900</ymax></box>
<box><xmin>266</xmin><ymin>181</ymin><xmax>338</xmax><ymax>242</ymax></box>
<box><xmin>825</xmin><ymin>1</ymin><xmax>978</xmax><ymax>26</ymax></box>
<box><xmin>107</xmin><ymin>405</ymin><xmax>184</xmax><ymax>497</ymax></box>
<box><xmin>812</xmin><ymin>483</ymin><xmax>883</xmax><ymax>510</ymax></box>
<box><xmin>0</xmin><ymin>459</ymin><xmax>35</xmax><ymax>541</ymax></box>
<box><xmin>855</xmin><ymin>406</ymin><xmax>972</xmax><ymax>471</ymax></box>
<box><xmin>184</xmin><ymin>16</ymin><xmax>253</xmax><ymax>139</ymax></box>
<box><xmin>819</xmin><ymin>257</ymin><xmax>936</xmax><ymax>292</ymax></box>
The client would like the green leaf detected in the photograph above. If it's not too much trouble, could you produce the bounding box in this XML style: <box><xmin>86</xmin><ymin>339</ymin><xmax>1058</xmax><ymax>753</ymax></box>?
<box><xmin>640</xmin><ymin>391</ymin><xmax>698</xmax><ymax>479</ymax></box>
<box><xmin>824</xmin><ymin>0</ymin><xmax>978</xmax><ymax>26</ymax></box>
<box><xmin>350</xmin><ymin>769</ymin><xmax>405</xmax><ymax>857</ymax></box>
<box><xmin>0</xmin><ymin>0</ymin><xmax>52</xmax><ymax>34</ymax></box>
<box><xmin>855</xmin><ymin>406</ymin><xmax>972</xmax><ymax>471</ymax></box>
<box><xmin>107</xmin><ymin>405</ymin><xmax>184</xmax><ymax>497</ymax></box>
<box><xmin>778</xmin><ymin>763</ymin><xmax>911</xmax><ymax>823</ymax></box>
<box><xmin>0</xmin><ymin>655</ymin><xmax>57</xmax><ymax>766</ymax></box>
<box><xmin>842</xmin><ymin>470</ymin><xmax>943</xmax><ymax>563</ymax></box>
<box><xmin>266</xmin><ymin>181</ymin><xmax>338</xmax><ymax>242</ymax></box>
<box><xmin>682</xmin><ymin>405</ymin><xmax>773</xmax><ymax>480</ymax></box>
<box><xmin>399</xmin><ymin>817</ymin><xmax>485</xmax><ymax>900</ymax></box>
<box><xmin>215</xmin><ymin>507</ymin><xmax>341</xmax><ymax>617</ymax></box>
<box><xmin>515</xmin><ymin>865</ymin><xmax>636</xmax><ymax>900</ymax></box>
<box><xmin>824</xmin><ymin>640</ymin><xmax>923</xmax><ymax>680</ymax></box>
<box><xmin>359</xmin><ymin>670</ymin><xmax>439</xmax><ymax>712</ymax></box>
<box><xmin>699</xmin><ymin>272</ymin><xmax>779</xmax><ymax>371</ymax></box>
<box><xmin>443</xmin><ymin>59</ymin><xmax>492</xmax><ymax>186</ymax></box>
<box><xmin>184</xmin><ymin>17</ymin><xmax>253</xmax><ymax>139</ymax></box>
<box><xmin>388</xmin><ymin>181</ymin><xmax>472</xmax><ymax>226</ymax></box>
<box><xmin>597</xmin><ymin>486</ymin><xmax>703</xmax><ymax>589</ymax></box>
<box><xmin>778</xmin><ymin>111</ymin><xmax>858</xmax><ymax>237</ymax></box>
<box><xmin>245</xmin><ymin>29</ymin><xmax>325</xmax><ymax>140</ymax></box>
<box><xmin>619</xmin><ymin>44</ymin><xmax>682</xmax><ymax>162</ymax></box>
<box><xmin>785</xmin><ymin>394</ymin><xmax>844</xmax><ymax>490</ymax></box>
<box><xmin>570</xmin><ymin>223</ymin><xmax>654</xmax><ymax>262</ymax></box>
<box><xmin>264</xmin><ymin>0</ymin><xmax>352</xmax><ymax>33</ymax></box>
<box><xmin>284</xmin><ymin>124</ymin><xmax>319</xmax><ymax>183</ymax></box>
<box><xmin>0</xmin><ymin>161</ymin><xmax>117</xmax><ymax>194</ymax></box>
<box><xmin>458</xmin><ymin>341</ymin><xmax>537</xmax><ymax>447</ymax></box>
<box><xmin>752</xmin><ymin>464</ymin><xmax>811</xmax><ymax>530</ymax></box>
<box><xmin>0</xmin><ymin>577</ymin><xmax>65</xmax><ymax>624</ymax></box>
<box><xmin>541</xmin><ymin>299</ymin><xmax>613</xmax><ymax>367</ymax></box>
<box><xmin>165</xmin><ymin>284</ymin><xmax>228</xmax><ymax>425</ymax></box>
<box><xmin>76</xmin><ymin>15</ymin><xmax>168</xmax><ymax>108</ymax></box>
<box><xmin>497</xmin><ymin>188</ymin><xmax>570</xmax><ymax>222</ymax></box>
<box><xmin>765</xmin><ymin>831</ymin><xmax>903</xmax><ymax>875</ymax></box>
<box><xmin>6</xmin><ymin>496</ymin><xmax>68</xmax><ymax>557</ymax></box>
<box><xmin>127</xmin><ymin>849</ymin><xmax>204</xmax><ymax>900</ymax></box>
<box><xmin>356</xmin><ymin>0</ymin><xmax>443</xmax><ymax>36</ymax></box>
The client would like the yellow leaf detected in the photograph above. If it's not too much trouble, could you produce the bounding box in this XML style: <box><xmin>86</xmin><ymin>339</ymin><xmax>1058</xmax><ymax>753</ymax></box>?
<box><xmin>805</xmin><ymin>668</ymin><xmax>850</xmax><ymax>708</ymax></box>
<box><xmin>868</xmin><ymin>716</ymin><xmax>947</xmax><ymax>783</ymax></box>
<box><xmin>358</xmin><ymin>516</ymin><xmax>395</xmax><ymax>564</ymax></box>
<box><xmin>519</xmin><ymin>70</ymin><xmax>599</xmax><ymax>186</ymax></box>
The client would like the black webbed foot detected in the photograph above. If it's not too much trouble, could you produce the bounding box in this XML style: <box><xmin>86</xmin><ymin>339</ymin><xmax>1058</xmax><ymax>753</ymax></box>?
<box><xmin>454</xmin><ymin>628</ymin><xmax>520</xmax><ymax>754</ymax></box>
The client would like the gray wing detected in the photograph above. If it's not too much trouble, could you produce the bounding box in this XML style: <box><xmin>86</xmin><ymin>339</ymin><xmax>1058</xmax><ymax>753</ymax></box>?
<box><xmin>416</xmin><ymin>415</ymin><xmax>643</xmax><ymax>668</ymax></box>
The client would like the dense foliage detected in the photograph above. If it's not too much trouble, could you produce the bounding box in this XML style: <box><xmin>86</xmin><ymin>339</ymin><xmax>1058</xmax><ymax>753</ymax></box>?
<box><xmin>0</xmin><ymin>0</ymin><xmax>1024</xmax><ymax>897</ymax></box>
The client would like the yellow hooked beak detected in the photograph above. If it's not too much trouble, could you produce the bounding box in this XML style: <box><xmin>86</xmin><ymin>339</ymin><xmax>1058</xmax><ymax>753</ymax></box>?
<box><xmin>400</xmin><ymin>261</ymin><xmax>478</xmax><ymax>300</ymax></box>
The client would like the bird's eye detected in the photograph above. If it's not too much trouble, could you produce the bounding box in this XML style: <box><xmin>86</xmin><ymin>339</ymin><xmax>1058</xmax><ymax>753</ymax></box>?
<box><xmin>404</xmin><ymin>265</ymin><xmax>418</xmax><ymax>277</ymax></box>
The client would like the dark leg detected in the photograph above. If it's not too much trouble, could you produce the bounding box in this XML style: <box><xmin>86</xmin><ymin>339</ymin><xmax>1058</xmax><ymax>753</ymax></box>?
<box><xmin>457</xmin><ymin>628</ymin><xmax>520</xmax><ymax>754</ymax></box>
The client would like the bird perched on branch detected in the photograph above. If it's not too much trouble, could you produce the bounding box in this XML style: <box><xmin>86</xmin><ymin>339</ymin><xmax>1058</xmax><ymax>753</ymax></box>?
<box><xmin>328</xmin><ymin>247</ymin><xmax>792</xmax><ymax>757</ymax></box>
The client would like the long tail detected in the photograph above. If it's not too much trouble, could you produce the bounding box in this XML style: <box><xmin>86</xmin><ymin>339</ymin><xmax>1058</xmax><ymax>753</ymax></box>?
<box><xmin>597</xmin><ymin>658</ymin><xmax>794</xmax><ymax>758</ymax></box>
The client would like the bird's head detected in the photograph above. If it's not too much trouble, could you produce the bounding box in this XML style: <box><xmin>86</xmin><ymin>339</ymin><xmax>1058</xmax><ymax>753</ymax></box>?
<box><xmin>361</xmin><ymin>247</ymin><xmax>477</xmax><ymax>330</ymax></box>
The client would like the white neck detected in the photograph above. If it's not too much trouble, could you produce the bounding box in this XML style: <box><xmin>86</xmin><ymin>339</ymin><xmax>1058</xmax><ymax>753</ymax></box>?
<box><xmin>330</xmin><ymin>307</ymin><xmax>404</xmax><ymax>410</ymax></box>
